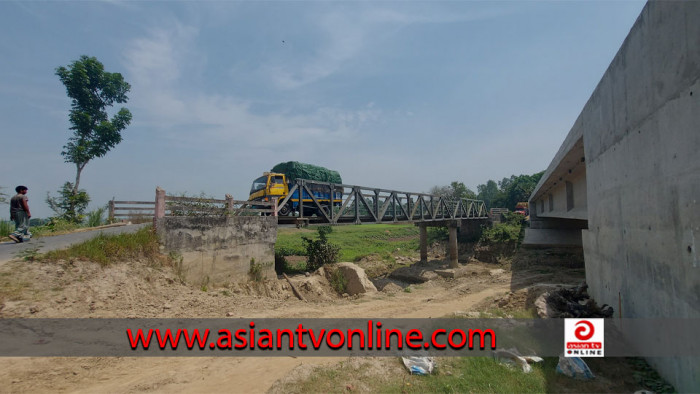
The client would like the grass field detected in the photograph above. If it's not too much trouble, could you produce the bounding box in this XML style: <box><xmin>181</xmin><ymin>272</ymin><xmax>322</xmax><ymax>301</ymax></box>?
<box><xmin>276</xmin><ymin>223</ymin><xmax>434</xmax><ymax>262</ymax></box>
<box><xmin>277</xmin><ymin>354</ymin><xmax>670</xmax><ymax>393</ymax></box>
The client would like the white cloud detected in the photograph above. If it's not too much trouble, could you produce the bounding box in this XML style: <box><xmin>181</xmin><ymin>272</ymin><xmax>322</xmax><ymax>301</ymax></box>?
<box><xmin>263</xmin><ymin>4</ymin><xmax>515</xmax><ymax>90</ymax></box>
<box><xmin>121</xmin><ymin>23</ymin><xmax>381</xmax><ymax>151</ymax></box>
<box><xmin>123</xmin><ymin>23</ymin><xmax>197</xmax><ymax>89</ymax></box>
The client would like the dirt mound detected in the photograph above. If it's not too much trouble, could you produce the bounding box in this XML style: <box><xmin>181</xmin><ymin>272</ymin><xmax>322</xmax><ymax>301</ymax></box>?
<box><xmin>285</xmin><ymin>268</ymin><xmax>340</xmax><ymax>302</ymax></box>
<box><xmin>0</xmin><ymin>258</ymin><xmax>300</xmax><ymax>318</ymax></box>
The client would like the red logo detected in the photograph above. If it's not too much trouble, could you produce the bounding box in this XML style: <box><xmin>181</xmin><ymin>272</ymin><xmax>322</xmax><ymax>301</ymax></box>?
<box><xmin>565</xmin><ymin>318</ymin><xmax>604</xmax><ymax>357</ymax></box>
<box><xmin>574</xmin><ymin>320</ymin><xmax>595</xmax><ymax>341</ymax></box>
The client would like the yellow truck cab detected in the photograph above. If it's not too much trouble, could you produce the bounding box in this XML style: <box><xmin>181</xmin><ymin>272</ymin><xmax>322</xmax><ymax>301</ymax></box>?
<box><xmin>249</xmin><ymin>172</ymin><xmax>288</xmax><ymax>204</ymax></box>
<box><xmin>248</xmin><ymin>170</ymin><xmax>343</xmax><ymax>216</ymax></box>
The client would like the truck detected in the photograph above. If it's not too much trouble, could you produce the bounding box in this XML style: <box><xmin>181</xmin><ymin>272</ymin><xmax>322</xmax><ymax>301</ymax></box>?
<box><xmin>515</xmin><ymin>202</ymin><xmax>529</xmax><ymax>218</ymax></box>
<box><xmin>248</xmin><ymin>161</ymin><xmax>343</xmax><ymax>216</ymax></box>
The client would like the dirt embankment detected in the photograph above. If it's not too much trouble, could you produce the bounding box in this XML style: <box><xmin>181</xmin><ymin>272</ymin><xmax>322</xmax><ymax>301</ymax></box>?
<box><xmin>0</xmin><ymin>241</ymin><xmax>586</xmax><ymax>393</ymax></box>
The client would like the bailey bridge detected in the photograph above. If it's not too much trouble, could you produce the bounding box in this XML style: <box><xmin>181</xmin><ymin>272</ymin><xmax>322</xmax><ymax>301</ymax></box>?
<box><xmin>272</xmin><ymin>179</ymin><xmax>490</xmax><ymax>268</ymax></box>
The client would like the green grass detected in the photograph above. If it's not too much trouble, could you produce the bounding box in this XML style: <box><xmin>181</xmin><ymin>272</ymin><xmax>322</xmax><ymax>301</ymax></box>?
<box><xmin>279</xmin><ymin>356</ymin><xmax>664</xmax><ymax>393</ymax></box>
<box><xmin>0</xmin><ymin>219</ymin><xmax>13</xmax><ymax>237</ymax></box>
<box><xmin>27</xmin><ymin>218</ymin><xmax>83</xmax><ymax>238</ymax></box>
<box><xmin>280</xmin><ymin>357</ymin><xmax>547</xmax><ymax>393</ymax></box>
<box><xmin>276</xmin><ymin>224</ymin><xmax>420</xmax><ymax>262</ymax></box>
<box><xmin>410</xmin><ymin>357</ymin><xmax>547</xmax><ymax>393</ymax></box>
<box><xmin>40</xmin><ymin>226</ymin><xmax>168</xmax><ymax>267</ymax></box>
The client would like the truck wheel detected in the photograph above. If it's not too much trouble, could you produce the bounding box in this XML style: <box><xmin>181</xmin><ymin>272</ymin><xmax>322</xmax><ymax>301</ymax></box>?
<box><xmin>279</xmin><ymin>204</ymin><xmax>291</xmax><ymax>216</ymax></box>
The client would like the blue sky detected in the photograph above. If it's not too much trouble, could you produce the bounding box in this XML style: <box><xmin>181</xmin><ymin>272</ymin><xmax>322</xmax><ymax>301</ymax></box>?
<box><xmin>1</xmin><ymin>0</ymin><xmax>645</xmax><ymax>218</ymax></box>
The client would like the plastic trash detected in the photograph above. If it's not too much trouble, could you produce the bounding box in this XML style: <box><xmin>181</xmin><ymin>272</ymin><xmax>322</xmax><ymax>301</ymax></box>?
<box><xmin>556</xmin><ymin>355</ymin><xmax>595</xmax><ymax>380</ymax></box>
<box><xmin>493</xmin><ymin>348</ymin><xmax>543</xmax><ymax>373</ymax></box>
<box><xmin>401</xmin><ymin>356</ymin><xmax>435</xmax><ymax>375</ymax></box>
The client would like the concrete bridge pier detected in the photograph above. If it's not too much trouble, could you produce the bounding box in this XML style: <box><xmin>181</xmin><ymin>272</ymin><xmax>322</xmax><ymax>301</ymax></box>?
<box><xmin>419</xmin><ymin>225</ymin><xmax>428</xmax><ymax>263</ymax></box>
<box><xmin>448</xmin><ymin>225</ymin><xmax>458</xmax><ymax>268</ymax></box>
<box><xmin>418</xmin><ymin>220</ymin><xmax>475</xmax><ymax>267</ymax></box>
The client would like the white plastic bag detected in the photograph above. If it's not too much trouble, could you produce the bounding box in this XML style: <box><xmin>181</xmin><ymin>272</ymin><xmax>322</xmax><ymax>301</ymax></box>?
<box><xmin>401</xmin><ymin>356</ymin><xmax>435</xmax><ymax>375</ymax></box>
<box><xmin>493</xmin><ymin>348</ymin><xmax>543</xmax><ymax>373</ymax></box>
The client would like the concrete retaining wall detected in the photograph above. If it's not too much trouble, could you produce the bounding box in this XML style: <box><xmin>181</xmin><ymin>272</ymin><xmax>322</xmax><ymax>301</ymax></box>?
<box><xmin>156</xmin><ymin>216</ymin><xmax>277</xmax><ymax>287</ymax></box>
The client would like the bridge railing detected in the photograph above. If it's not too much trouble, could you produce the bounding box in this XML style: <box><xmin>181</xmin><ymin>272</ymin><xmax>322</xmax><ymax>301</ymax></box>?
<box><xmin>109</xmin><ymin>188</ymin><xmax>276</xmax><ymax>222</ymax></box>
<box><xmin>275</xmin><ymin>179</ymin><xmax>487</xmax><ymax>224</ymax></box>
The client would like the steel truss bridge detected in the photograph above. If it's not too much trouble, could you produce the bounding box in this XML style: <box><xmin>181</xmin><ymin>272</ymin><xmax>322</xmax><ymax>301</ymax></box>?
<box><xmin>275</xmin><ymin>179</ymin><xmax>488</xmax><ymax>225</ymax></box>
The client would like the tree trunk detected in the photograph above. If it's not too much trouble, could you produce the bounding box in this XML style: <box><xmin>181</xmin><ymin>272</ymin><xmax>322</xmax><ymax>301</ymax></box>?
<box><xmin>73</xmin><ymin>162</ymin><xmax>86</xmax><ymax>195</ymax></box>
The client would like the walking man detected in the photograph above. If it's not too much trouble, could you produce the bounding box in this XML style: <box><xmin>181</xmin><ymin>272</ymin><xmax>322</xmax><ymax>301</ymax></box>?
<box><xmin>9</xmin><ymin>185</ymin><xmax>31</xmax><ymax>243</ymax></box>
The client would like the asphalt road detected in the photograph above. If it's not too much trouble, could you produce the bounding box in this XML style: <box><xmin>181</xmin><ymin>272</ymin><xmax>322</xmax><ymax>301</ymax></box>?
<box><xmin>0</xmin><ymin>223</ymin><xmax>151</xmax><ymax>265</ymax></box>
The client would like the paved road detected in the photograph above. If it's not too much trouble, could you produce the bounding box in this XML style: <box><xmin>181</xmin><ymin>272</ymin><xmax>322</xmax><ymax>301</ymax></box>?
<box><xmin>0</xmin><ymin>223</ymin><xmax>151</xmax><ymax>264</ymax></box>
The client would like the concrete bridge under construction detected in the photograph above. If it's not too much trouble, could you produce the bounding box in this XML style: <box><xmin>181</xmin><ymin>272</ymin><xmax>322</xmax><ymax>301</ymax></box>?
<box><xmin>526</xmin><ymin>2</ymin><xmax>699</xmax><ymax>391</ymax></box>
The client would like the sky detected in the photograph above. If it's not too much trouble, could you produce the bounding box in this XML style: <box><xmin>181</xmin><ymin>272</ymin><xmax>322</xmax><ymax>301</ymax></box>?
<box><xmin>1</xmin><ymin>0</ymin><xmax>646</xmax><ymax>219</ymax></box>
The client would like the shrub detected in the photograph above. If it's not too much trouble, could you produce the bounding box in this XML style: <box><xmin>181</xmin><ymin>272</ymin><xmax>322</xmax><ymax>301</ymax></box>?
<box><xmin>85</xmin><ymin>207</ymin><xmax>106</xmax><ymax>227</ymax></box>
<box><xmin>45</xmin><ymin>182</ymin><xmax>90</xmax><ymax>223</ymax></box>
<box><xmin>479</xmin><ymin>212</ymin><xmax>525</xmax><ymax>248</ymax></box>
<box><xmin>302</xmin><ymin>226</ymin><xmax>340</xmax><ymax>271</ymax></box>
<box><xmin>248</xmin><ymin>258</ymin><xmax>265</xmax><ymax>282</ymax></box>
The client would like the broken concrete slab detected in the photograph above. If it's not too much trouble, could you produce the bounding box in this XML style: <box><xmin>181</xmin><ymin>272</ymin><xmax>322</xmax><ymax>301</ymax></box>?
<box><xmin>389</xmin><ymin>266</ymin><xmax>434</xmax><ymax>283</ymax></box>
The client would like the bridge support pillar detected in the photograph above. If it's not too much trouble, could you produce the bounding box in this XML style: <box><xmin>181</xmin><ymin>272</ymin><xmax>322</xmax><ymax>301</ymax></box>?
<box><xmin>449</xmin><ymin>225</ymin><xmax>458</xmax><ymax>268</ymax></box>
<box><xmin>419</xmin><ymin>224</ymin><xmax>428</xmax><ymax>263</ymax></box>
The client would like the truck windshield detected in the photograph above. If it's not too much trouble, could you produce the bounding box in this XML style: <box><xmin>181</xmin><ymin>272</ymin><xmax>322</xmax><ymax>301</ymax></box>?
<box><xmin>250</xmin><ymin>176</ymin><xmax>268</xmax><ymax>194</ymax></box>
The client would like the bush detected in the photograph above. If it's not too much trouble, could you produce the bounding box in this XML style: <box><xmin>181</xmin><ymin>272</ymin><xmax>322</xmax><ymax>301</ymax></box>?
<box><xmin>480</xmin><ymin>212</ymin><xmax>525</xmax><ymax>246</ymax></box>
<box><xmin>481</xmin><ymin>223</ymin><xmax>521</xmax><ymax>245</ymax></box>
<box><xmin>248</xmin><ymin>258</ymin><xmax>271</xmax><ymax>282</ymax></box>
<box><xmin>85</xmin><ymin>207</ymin><xmax>106</xmax><ymax>227</ymax></box>
<box><xmin>302</xmin><ymin>226</ymin><xmax>340</xmax><ymax>271</ymax></box>
<box><xmin>45</xmin><ymin>182</ymin><xmax>90</xmax><ymax>223</ymax></box>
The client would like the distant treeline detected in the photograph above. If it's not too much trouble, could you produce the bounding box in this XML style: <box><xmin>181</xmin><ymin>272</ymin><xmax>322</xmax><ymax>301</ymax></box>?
<box><xmin>430</xmin><ymin>171</ymin><xmax>544</xmax><ymax>211</ymax></box>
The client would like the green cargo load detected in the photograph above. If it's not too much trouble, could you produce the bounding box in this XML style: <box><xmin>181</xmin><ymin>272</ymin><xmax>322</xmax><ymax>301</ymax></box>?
<box><xmin>271</xmin><ymin>161</ymin><xmax>343</xmax><ymax>184</ymax></box>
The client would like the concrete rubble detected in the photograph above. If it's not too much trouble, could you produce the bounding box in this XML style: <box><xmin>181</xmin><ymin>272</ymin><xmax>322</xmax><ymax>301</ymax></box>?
<box><xmin>333</xmin><ymin>262</ymin><xmax>377</xmax><ymax>295</ymax></box>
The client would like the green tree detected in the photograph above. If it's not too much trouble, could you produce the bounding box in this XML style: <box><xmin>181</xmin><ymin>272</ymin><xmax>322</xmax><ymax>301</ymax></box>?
<box><xmin>429</xmin><ymin>181</ymin><xmax>476</xmax><ymax>200</ymax></box>
<box><xmin>477</xmin><ymin>171</ymin><xmax>544</xmax><ymax>210</ymax></box>
<box><xmin>499</xmin><ymin>172</ymin><xmax>544</xmax><ymax>210</ymax></box>
<box><xmin>477</xmin><ymin>180</ymin><xmax>501</xmax><ymax>208</ymax></box>
<box><xmin>54</xmin><ymin>55</ymin><xmax>132</xmax><ymax>219</ymax></box>
<box><xmin>450</xmin><ymin>181</ymin><xmax>477</xmax><ymax>199</ymax></box>
<box><xmin>46</xmin><ymin>182</ymin><xmax>90</xmax><ymax>223</ymax></box>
